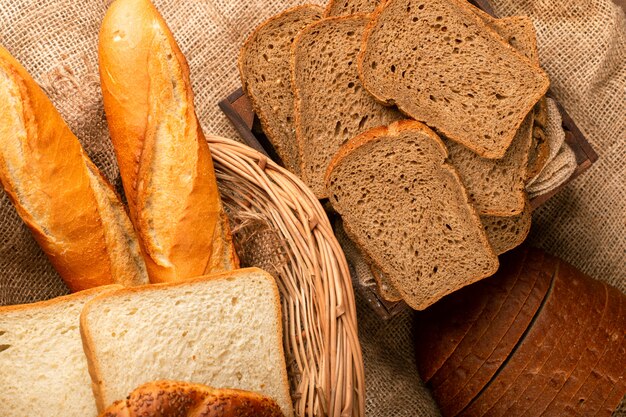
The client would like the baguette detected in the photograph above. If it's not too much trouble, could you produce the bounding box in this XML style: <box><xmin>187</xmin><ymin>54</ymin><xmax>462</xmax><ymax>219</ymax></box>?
<box><xmin>99</xmin><ymin>0</ymin><xmax>238</xmax><ymax>283</ymax></box>
<box><xmin>0</xmin><ymin>45</ymin><xmax>148</xmax><ymax>291</ymax></box>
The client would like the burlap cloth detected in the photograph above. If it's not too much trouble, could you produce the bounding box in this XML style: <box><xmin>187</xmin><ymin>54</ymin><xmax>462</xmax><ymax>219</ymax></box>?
<box><xmin>0</xmin><ymin>0</ymin><xmax>624</xmax><ymax>415</ymax></box>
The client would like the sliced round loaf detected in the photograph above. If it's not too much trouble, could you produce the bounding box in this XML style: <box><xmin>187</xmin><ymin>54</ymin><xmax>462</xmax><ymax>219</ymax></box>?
<box><xmin>428</xmin><ymin>248</ymin><xmax>540</xmax><ymax>390</ymax></box>
<box><xmin>437</xmin><ymin>247</ymin><xmax>553</xmax><ymax>416</ymax></box>
<box><xmin>99</xmin><ymin>380</ymin><xmax>284</xmax><ymax>417</ymax></box>
<box><xmin>564</xmin><ymin>286</ymin><xmax>624</xmax><ymax>415</ymax></box>
<box><xmin>326</xmin><ymin>120</ymin><xmax>498</xmax><ymax>310</ymax></box>
<box><xmin>239</xmin><ymin>5</ymin><xmax>324</xmax><ymax>174</ymax></box>
<box><xmin>499</xmin><ymin>259</ymin><xmax>603</xmax><ymax>416</ymax></box>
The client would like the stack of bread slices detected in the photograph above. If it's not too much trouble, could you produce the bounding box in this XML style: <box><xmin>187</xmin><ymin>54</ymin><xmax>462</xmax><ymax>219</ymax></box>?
<box><xmin>239</xmin><ymin>0</ymin><xmax>551</xmax><ymax>310</ymax></box>
<box><xmin>415</xmin><ymin>246</ymin><xmax>626</xmax><ymax>417</ymax></box>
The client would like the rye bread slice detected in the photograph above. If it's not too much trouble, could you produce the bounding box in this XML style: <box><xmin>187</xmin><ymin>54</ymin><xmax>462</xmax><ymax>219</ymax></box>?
<box><xmin>292</xmin><ymin>14</ymin><xmax>403</xmax><ymax>198</ymax></box>
<box><xmin>358</xmin><ymin>0</ymin><xmax>549</xmax><ymax>158</ymax></box>
<box><xmin>541</xmin><ymin>282</ymin><xmax>614</xmax><ymax>416</ymax></box>
<box><xmin>428</xmin><ymin>248</ymin><xmax>539</xmax><ymax>389</ymax></box>
<box><xmin>481</xmin><ymin>202</ymin><xmax>532</xmax><ymax>255</ymax></box>
<box><xmin>459</xmin><ymin>254</ymin><xmax>576</xmax><ymax>417</ymax></box>
<box><xmin>565</xmin><ymin>286</ymin><xmax>625</xmax><ymax>415</ymax></box>
<box><xmin>506</xmin><ymin>263</ymin><xmax>607</xmax><ymax>416</ymax></box>
<box><xmin>445</xmin><ymin>16</ymin><xmax>537</xmax><ymax>216</ymax></box>
<box><xmin>436</xmin><ymin>247</ymin><xmax>553</xmax><ymax>416</ymax></box>
<box><xmin>415</xmin><ymin>256</ymin><xmax>508</xmax><ymax>383</ymax></box>
<box><xmin>239</xmin><ymin>5</ymin><xmax>324</xmax><ymax>173</ymax></box>
<box><xmin>325</xmin><ymin>120</ymin><xmax>498</xmax><ymax>310</ymax></box>
<box><xmin>325</xmin><ymin>0</ymin><xmax>381</xmax><ymax>17</ymax></box>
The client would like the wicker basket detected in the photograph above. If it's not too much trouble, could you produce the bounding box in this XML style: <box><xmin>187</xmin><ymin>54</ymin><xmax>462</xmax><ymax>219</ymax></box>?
<box><xmin>208</xmin><ymin>135</ymin><xmax>365</xmax><ymax>417</ymax></box>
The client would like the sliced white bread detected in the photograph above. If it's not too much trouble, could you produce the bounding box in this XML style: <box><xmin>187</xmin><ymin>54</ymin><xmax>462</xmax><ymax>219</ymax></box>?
<box><xmin>325</xmin><ymin>120</ymin><xmax>499</xmax><ymax>310</ymax></box>
<box><xmin>239</xmin><ymin>5</ymin><xmax>324</xmax><ymax>173</ymax></box>
<box><xmin>358</xmin><ymin>0</ymin><xmax>549</xmax><ymax>158</ymax></box>
<box><xmin>0</xmin><ymin>285</ymin><xmax>121</xmax><ymax>417</ymax></box>
<box><xmin>80</xmin><ymin>268</ymin><xmax>293</xmax><ymax>417</ymax></box>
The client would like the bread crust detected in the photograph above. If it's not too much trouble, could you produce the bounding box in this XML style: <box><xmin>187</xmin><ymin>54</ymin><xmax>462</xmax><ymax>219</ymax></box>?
<box><xmin>238</xmin><ymin>5</ymin><xmax>324</xmax><ymax>174</ymax></box>
<box><xmin>80</xmin><ymin>267</ymin><xmax>290</xmax><ymax>415</ymax></box>
<box><xmin>357</xmin><ymin>0</ymin><xmax>550</xmax><ymax>159</ymax></box>
<box><xmin>99</xmin><ymin>0</ymin><xmax>237</xmax><ymax>283</ymax></box>
<box><xmin>99</xmin><ymin>380</ymin><xmax>284</xmax><ymax>417</ymax></box>
<box><xmin>0</xmin><ymin>46</ymin><xmax>149</xmax><ymax>291</ymax></box>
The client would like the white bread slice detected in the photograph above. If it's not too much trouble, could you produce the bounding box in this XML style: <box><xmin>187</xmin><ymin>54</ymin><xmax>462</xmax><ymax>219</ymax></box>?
<box><xmin>80</xmin><ymin>268</ymin><xmax>293</xmax><ymax>417</ymax></box>
<box><xmin>0</xmin><ymin>285</ymin><xmax>121</xmax><ymax>417</ymax></box>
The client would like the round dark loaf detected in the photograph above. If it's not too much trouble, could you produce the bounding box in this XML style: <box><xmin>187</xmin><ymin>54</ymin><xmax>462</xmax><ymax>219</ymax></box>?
<box><xmin>99</xmin><ymin>380</ymin><xmax>284</xmax><ymax>417</ymax></box>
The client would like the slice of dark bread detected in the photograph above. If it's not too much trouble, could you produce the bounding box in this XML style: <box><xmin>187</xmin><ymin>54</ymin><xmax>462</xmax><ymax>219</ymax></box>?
<box><xmin>416</xmin><ymin>247</ymin><xmax>529</xmax><ymax>383</ymax></box>
<box><xmin>434</xmin><ymin>247</ymin><xmax>553</xmax><ymax>416</ymax></box>
<box><xmin>239</xmin><ymin>5</ymin><xmax>324</xmax><ymax>174</ymax></box>
<box><xmin>358</xmin><ymin>0</ymin><xmax>550</xmax><ymax>158</ymax></box>
<box><xmin>325</xmin><ymin>120</ymin><xmax>498</xmax><ymax>310</ymax></box>
<box><xmin>325</xmin><ymin>0</ymin><xmax>381</xmax><ymax>17</ymax></box>
<box><xmin>481</xmin><ymin>202</ymin><xmax>531</xmax><ymax>255</ymax></box>
<box><xmin>292</xmin><ymin>14</ymin><xmax>403</xmax><ymax>198</ymax></box>
<box><xmin>444</xmin><ymin>16</ymin><xmax>537</xmax><ymax>216</ymax></box>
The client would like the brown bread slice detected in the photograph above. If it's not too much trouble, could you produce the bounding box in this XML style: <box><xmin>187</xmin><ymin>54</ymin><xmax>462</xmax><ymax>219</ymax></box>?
<box><xmin>415</xmin><ymin>247</ymin><xmax>529</xmax><ymax>383</ymax></box>
<box><xmin>459</xmin><ymin>254</ymin><xmax>577</xmax><ymax>417</ymax></box>
<box><xmin>481</xmin><ymin>202</ymin><xmax>532</xmax><ymax>255</ymax></box>
<box><xmin>541</xmin><ymin>283</ymin><xmax>614</xmax><ymax>416</ymax></box>
<box><xmin>325</xmin><ymin>0</ymin><xmax>381</xmax><ymax>17</ymax></box>
<box><xmin>564</xmin><ymin>286</ymin><xmax>624</xmax><ymax>415</ymax></box>
<box><xmin>358</xmin><ymin>0</ymin><xmax>550</xmax><ymax>158</ymax></box>
<box><xmin>325</xmin><ymin>120</ymin><xmax>498</xmax><ymax>310</ymax></box>
<box><xmin>505</xmin><ymin>263</ymin><xmax>608</xmax><ymax>416</ymax></box>
<box><xmin>292</xmin><ymin>14</ymin><xmax>403</xmax><ymax>198</ymax></box>
<box><xmin>239</xmin><ymin>5</ymin><xmax>324</xmax><ymax>174</ymax></box>
<box><xmin>445</xmin><ymin>16</ymin><xmax>537</xmax><ymax>216</ymax></box>
<box><xmin>435</xmin><ymin>247</ymin><xmax>553</xmax><ymax>416</ymax></box>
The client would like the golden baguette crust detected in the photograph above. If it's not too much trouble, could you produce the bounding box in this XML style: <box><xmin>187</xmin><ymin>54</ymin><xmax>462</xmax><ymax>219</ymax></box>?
<box><xmin>99</xmin><ymin>380</ymin><xmax>284</xmax><ymax>417</ymax></box>
<box><xmin>99</xmin><ymin>0</ymin><xmax>238</xmax><ymax>283</ymax></box>
<box><xmin>0</xmin><ymin>46</ymin><xmax>148</xmax><ymax>292</ymax></box>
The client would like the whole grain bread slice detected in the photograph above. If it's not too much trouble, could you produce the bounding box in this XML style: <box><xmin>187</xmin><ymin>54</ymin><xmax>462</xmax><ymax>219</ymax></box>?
<box><xmin>324</xmin><ymin>0</ymin><xmax>381</xmax><ymax>17</ymax></box>
<box><xmin>239</xmin><ymin>5</ymin><xmax>324</xmax><ymax>174</ymax></box>
<box><xmin>481</xmin><ymin>202</ymin><xmax>532</xmax><ymax>255</ymax></box>
<box><xmin>527</xmin><ymin>97</ymin><xmax>551</xmax><ymax>180</ymax></box>
<box><xmin>358</xmin><ymin>0</ymin><xmax>550</xmax><ymax>158</ymax></box>
<box><xmin>444</xmin><ymin>15</ymin><xmax>538</xmax><ymax>216</ymax></box>
<box><xmin>325</xmin><ymin>120</ymin><xmax>498</xmax><ymax>310</ymax></box>
<box><xmin>292</xmin><ymin>14</ymin><xmax>403</xmax><ymax>198</ymax></box>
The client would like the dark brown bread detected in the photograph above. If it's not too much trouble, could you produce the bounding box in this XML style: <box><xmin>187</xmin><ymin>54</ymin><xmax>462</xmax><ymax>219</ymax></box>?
<box><xmin>326</xmin><ymin>120</ymin><xmax>498</xmax><ymax>310</ymax></box>
<box><xmin>99</xmin><ymin>380</ymin><xmax>284</xmax><ymax>417</ymax></box>
<box><xmin>292</xmin><ymin>14</ymin><xmax>403</xmax><ymax>198</ymax></box>
<box><xmin>239</xmin><ymin>5</ymin><xmax>324</xmax><ymax>173</ymax></box>
<box><xmin>541</xmin><ymin>283</ymin><xmax>615</xmax><ymax>416</ymax></box>
<box><xmin>325</xmin><ymin>0</ymin><xmax>381</xmax><ymax>16</ymax></box>
<box><xmin>459</xmin><ymin>254</ymin><xmax>577</xmax><ymax>417</ymax></box>
<box><xmin>504</xmin><ymin>263</ymin><xmax>607</xmax><ymax>416</ymax></box>
<box><xmin>358</xmin><ymin>0</ymin><xmax>550</xmax><ymax>158</ymax></box>
<box><xmin>564</xmin><ymin>286</ymin><xmax>624</xmax><ymax>415</ymax></box>
<box><xmin>435</xmin><ymin>247</ymin><xmax>553</xmax><ymax>416</ymax></box>
<box><xmin>416</xmin><ymin>247</ymin><xmax>529</xmax><ymax>383</ymax></box>
<box><xmin>527</xmin><ymin>97</ymin><xmax>550</xmax><ymax>180</ymax></box>
<box><xmin>481</xmin><ymin>202</ymin><xmax>531</xmax><ymax>255</ymax></box>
